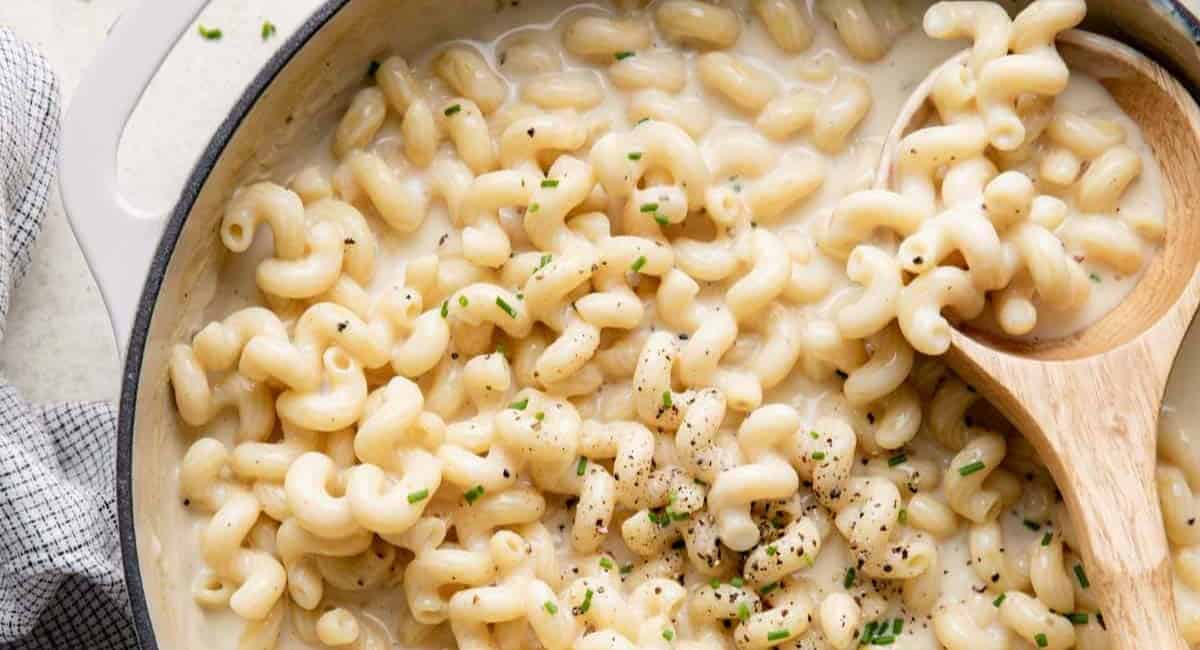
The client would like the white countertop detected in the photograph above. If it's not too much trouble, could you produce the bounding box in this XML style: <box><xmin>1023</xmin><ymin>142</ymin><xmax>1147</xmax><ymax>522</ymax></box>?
<box><xmin>1</xmin><ymin>0</ymin><xmax>1198</xmax><ymax>405</ymax></box>
<box><xmin>0</xmin><ymin>0</ymin><xmax>325</xmax><ymax>403</ymax></box>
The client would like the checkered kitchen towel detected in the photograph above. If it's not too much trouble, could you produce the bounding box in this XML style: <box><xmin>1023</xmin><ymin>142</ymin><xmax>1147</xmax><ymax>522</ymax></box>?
<box><xmin>0</xmin><ymin>29</ymin><xmax>136</xmax><ymax>649</ymax></box>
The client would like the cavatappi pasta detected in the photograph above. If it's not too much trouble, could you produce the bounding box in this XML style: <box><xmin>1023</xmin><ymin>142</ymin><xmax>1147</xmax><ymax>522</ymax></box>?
<box><xmin>168</xmin><ymin>0</ymin><xmax>1173</xmax><ymax>647</ymax></box>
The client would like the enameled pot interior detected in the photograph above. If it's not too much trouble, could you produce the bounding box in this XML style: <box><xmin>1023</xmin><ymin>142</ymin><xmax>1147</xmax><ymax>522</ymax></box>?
<box><xmin>121</xmin><ymin>0</ymin><xmax>1200</xmax><ymax>647</ymax></box>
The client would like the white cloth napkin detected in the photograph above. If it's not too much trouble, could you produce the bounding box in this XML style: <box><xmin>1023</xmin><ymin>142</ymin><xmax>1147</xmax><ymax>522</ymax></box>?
<box><xmin>0</xmin><ymin>28</ymin><xmax>136</xmax><ymax>649</ymax></box>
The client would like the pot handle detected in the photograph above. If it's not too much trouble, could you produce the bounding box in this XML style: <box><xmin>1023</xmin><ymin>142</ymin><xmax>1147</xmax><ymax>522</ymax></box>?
<box><xmin>58</xmin><ymin>0</ymin><xmax>211</xmax><ymax>356</ymax></box>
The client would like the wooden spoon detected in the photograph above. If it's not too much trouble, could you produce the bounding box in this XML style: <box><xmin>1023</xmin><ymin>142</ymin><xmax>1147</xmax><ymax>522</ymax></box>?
<box><xmin>879</xmin><ymin>30</ymin><xmax>1200</xmax><ymax>648</ymax></box>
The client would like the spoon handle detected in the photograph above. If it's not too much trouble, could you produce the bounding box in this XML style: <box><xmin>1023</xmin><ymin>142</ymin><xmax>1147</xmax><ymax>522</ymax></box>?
<box><xmin>1053</xmin><ymin>436</ymin><xmax>1184</xmax><ymax>649</ymax></box>
<box><xmin>947</xmin><ymin>342</ymin><xmax>1186</xmax><ymax>648</ymax></box>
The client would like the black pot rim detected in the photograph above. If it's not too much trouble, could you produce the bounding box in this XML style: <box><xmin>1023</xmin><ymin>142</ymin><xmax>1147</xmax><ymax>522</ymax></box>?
<box><xmin>113</xmin><ymin>1</ymin><xmax>1200</xmax><ymax>647</ymax></box>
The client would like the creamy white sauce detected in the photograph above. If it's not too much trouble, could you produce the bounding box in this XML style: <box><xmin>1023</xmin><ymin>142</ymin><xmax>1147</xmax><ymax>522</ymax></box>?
<box><xmin>159</xmin><ymin>1</ymin><xmax>1170</xmax><ymax>648</ymax></box>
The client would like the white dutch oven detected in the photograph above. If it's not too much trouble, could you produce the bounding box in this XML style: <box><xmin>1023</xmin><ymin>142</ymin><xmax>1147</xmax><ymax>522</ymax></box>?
<box><xmin>55</xmin><ymin>0</ymin><xmax>1200</xmax><ymax>646</ymax></box>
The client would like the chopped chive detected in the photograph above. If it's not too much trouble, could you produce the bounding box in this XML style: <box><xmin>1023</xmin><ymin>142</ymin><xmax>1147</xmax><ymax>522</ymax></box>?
<box><xmin>1035</xmin><ymin>632</ymin><xmax>1048</xmax><ymax>648</ymax></box>
<box><xmin>615</xmin><ymin>51</ymin><xmax>635</xmax><ymax>60</ymax></box>
<box><xmin>458</xmin><ymin>295</ymin><xmax>469</xmax><ymax>308</ymax></box>
<box><xmin>669</xmin><ymin>510</ymin><xmax>689</xmax><ymax>521</ymax></box>
<box><xmin>261</xmin><ymin>21</ymin><xmax>277</xmax><ymax>40</ymax></box>
<box><xmin>843</xmin><ymin>567</ymin><xmax>856</xmax><ymax>588</ymax></box>
<box><xmin>771</xmin><ymin>517</ymin><xmax>785</xmax><ymax>529</ymax></box>
<box><xmin>496</xmin><ymin>297</ymin><xmax>518</xmax><ymax>318</ymax></box>
<box><xmin>709</xmin><ymin>578</ymin><xmax>720</xmax><ymax>589</ymax></box>
<box><xmin>541</xmin><ymin>179</ymin><xmax>559</xmax><ymax>188</ymax></box>
<box><xmin>1023</xmin><ymin>519</ymin><xmax>1042</xmax><ymax>531</ymax></box>
<box><xmin>535</xmin><ymin>411</ymin><xmax>545</xmax><ymax>421</ymax></box>
<box><xmin>654</xmin><ymin>213</ymin><xmax>669</xmax><ymax>225</ymax></box>
<box><xmin>579</xmin><ymin>588</ymin><xmax>594</xmax><ymax>614</ymax></box>
<box><xmin>1065</xmin><ymin>612</ymin><xmax>1088</xmax><ymax>624</ymax></box>
<box><xmin>1089</xmin><ymin>272</ymin><xmax>1102</xmax><ymax>283</ymax></box>
<box><xmin>662</xmin><ymin>629</ymin><xmax>674</xmax><ymax>641</ymax></box>
<box><xmin>958</xmin><ymin>460</ymin><xmax>986</xmax><ymax>476</ymax></box>
<box><xmin>509</xmin><ymin>398</ymin><xmax>529</xmax><ymax>410</ymax></box>
<box><xmin>812</xmin><ymin>451</ymin><xmax>827</xmax><ymax>461</ymax></box>
<box><xmin>576</xmin><ymin>457</ymin><xmax>588</xmax><ymax>476</ymax></box>
<box><xmin>599</xmin><ymin>557</ymin><xmax>614</xmax><ymax>571</ymax></box>
<box><xmin>516</xmin><ymin>292</ymin><xmax>524</xmax><ymax>300</ymax></box>
<box><xmin>993</xmin><ymin>593</ymin><xmax>1007</xmax><ymax>607</ymax></box>
<box><xmin>863</xmin><ymin>621</ymin><xmax>877</xmax><ymax>642</ymax></box>
<box><xmin>737</xmin><ymin>601</ymin><xmax>750</xmax><ymax>622</ymax></box>
<box><xmin>464</xmin><ymin>485</ymin><xmax>485</xmax><ymax>504</ymax></box>
<box><xmin>730</xmin><ymin>577</ymin><xmax>745</xmax><ymax>588</ymax></box>
<box><xmin>640</xmin><ymin>202</ymin><xmax>659</xmax><ymax>213</ymax></box>
<box><xmin>1074</xmin><ymin>564</ymin><xmax>1090</xmax><ymax>588</ymax></box>
<box><xmin>892</xmin><ymin>619</ymin><xmax>902</xmax><ymax>634</ymax></box>
<box><xmin>810</xmin><ymin>430</ymin><xmax>820</xmax><ymax>439</ymax></box>
<box><xmin>1041</xmin><ymin>531</ymin><xmax>1053</xmax><ymax>546</ymax></box>
<box><xmin>628</xmin><ymin>151</ymin><xmax>643</xmax><ymax>160</ymax></box>
<box><xmin>631</xmin><ymin>255</ymin><xmax>647</xmax><ymax>272</ymax></box>
<box><xmin>197</xmin><ymin>24</ymin><xmax>223</xmax><ymax>40</ymax></box>
<box><xmin>441</xmin><ymin>300</ymin><xmax>449</xmax><ymax>318</ymax></box>
<box><xmin>888</xmin><ymin>453</ymin><xmax>907</xmax><ymax>467</ymax></box>
<box><xmin>767</xmin><ymin>629</ymin><xmax>789</xmax><ymax>642</ymax></box>
<box><xmin>766</xmin><ymin>545</ymin><xmax>778</xmax><ymax>556</ymax></box>
<box><xmin>544</xmin><ymin>600</ymin><xmax>558</xmax><ymax>614</ymax></box>
<box><xmin>871</xmin><ymin>636</ymin><xmax>895</xmax><ymax>645</ymax></box>
<box><xmin>444</xmin><ymin>104</ymin><xmax>462</xmax><ymax>116</ymax></box>
<box><xmin>538</xmin><ymin>253</ymin><xmax>552</xmax><ymax>270</ymax></box>
<box><xmin>367</xmin><ymin>59</ymin><xmax>380</xmax><ymax>76</ymax></box>
<box><xmin>898</xmin><ymin>508</ymin><xmax>908</xmax><ymax>524</ymax></box>
<box><xmin>407</xmin><ymin>489</ymin><xmax>429</xmax><ymax>504</ymax></box>
<box><xmin>759</xmin><ymin>582</ymin><xmax>778</xmax><ymax>594</ymax></box>
<box><xmin>662</xmin><ymin>391</ymin><xmax>673</xmax><ymax>408</ymax></box>
<box><xmin>495</xmin><ymin>342</ymin><xmax>506</xmax><ymax>356</ymax></box>
<box><xmin>528</xmin><ymin>202</ymin><xmax>540</xmax><ymax>213</ymax></box>
<box><xmin>620</xmin><ymin>562</ymin><xmax>633</xmax><ymax>574</ymax></box>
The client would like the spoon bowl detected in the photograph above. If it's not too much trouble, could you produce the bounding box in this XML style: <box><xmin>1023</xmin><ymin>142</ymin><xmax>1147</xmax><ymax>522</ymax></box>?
<box><xmin>881</xmin><ymin>30</ymin><xmax>1200</xmax><ymax>648</ymax></box>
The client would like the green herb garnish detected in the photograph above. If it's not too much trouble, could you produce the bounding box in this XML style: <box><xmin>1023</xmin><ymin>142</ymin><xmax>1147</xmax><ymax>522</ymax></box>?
<box><xmin>958</xmin><ymin>460</ymin><xmax>986</xmax><ymax>476</ymax></box>
<box><xmin>1074</xmin><ymin>564</ymin><xmax>1090</xmax><ymax>588</ymax></box>
<box><xmin>197</xmin><ymin>25</ymin><xmax>223</xmax><ymax>40</ymax></box>
<box><xmin>496</xmin><ymin>297</ymin><xmax>517</xmax><ymax>318</ymax></box>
